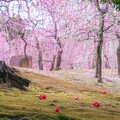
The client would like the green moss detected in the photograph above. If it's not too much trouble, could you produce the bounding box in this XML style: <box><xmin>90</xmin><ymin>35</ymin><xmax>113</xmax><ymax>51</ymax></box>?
<box><xmin>0</xmin><ymin>70</ymin><xmax>120</xmax><ymax>120</ymax></box>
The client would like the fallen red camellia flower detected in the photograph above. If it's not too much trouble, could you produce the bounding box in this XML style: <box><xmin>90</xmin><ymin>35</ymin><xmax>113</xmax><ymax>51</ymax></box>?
<box><xmin>93</xmin><ymin>102</ymin><xmax>100</xmax><ymax>108</ymax></box>
<box><xmin>39</xmin><ymin>95</ymin><xmax>46</xmax><ymax>100</ymax></box>
<box><xmin>101</xmin><ymin>90</ymin><xmax>108</xmax><ymax>94</ymax></box>
<box><xmin>74</xmin><ymin>96</ymin><xmax>79</xmax><ymax>100</ymax></box>
<box><xmin>55</xmin><ymin>107</ymin><xmax>60</xmax><ymax>113</ymax></box>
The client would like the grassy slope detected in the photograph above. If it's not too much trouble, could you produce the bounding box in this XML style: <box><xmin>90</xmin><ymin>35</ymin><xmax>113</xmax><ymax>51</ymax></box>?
<box><xmin>0</xmin><ymin>69</ymin><xmax>120</xmax><ymax>120</ymax></box>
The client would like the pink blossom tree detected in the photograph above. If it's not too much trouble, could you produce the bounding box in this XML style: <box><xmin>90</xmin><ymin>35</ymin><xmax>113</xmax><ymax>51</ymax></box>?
<box><xmin>0</xmin><ymin>0</ymin><xmax>120</xmax><ymax>77</ymax></box>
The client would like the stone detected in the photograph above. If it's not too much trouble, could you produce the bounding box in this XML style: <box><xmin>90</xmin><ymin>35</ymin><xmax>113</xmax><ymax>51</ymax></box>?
<box><xmin>10</xmin><ymin>55</ymin><xmax>32</xmax><ymax>68</ymax></box>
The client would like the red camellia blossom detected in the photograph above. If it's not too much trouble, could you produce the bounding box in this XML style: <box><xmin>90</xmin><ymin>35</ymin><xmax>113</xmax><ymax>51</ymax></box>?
<box><xmin>74</xmin><ymin>96</ymin><xmax>79</xmax><ymax>100</ymax></box>
<box><xmin>39</xmin><ymin>95</ymin><xmax>46</xmax><ymax>100</ymax></box>
<box><xmin>55</xmin><ymin>107</ymin><xmax>60</xmax><ymax>113</ymax></box>
<box><xmin>101</xmin><ymin>90</ymin><xmax>108</xmax><ymax>94</ymax></box>
<box><xmin>93</xmin><ymin>102</ymin><xmax>100</xmax><ymax>108</ymax></box>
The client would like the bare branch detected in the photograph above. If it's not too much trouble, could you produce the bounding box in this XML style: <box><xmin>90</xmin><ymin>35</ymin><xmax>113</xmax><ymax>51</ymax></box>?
<box><xmin>103</xmin><ymin>24</ymin><xmax>113</xmax><ymax>32</ymax></box>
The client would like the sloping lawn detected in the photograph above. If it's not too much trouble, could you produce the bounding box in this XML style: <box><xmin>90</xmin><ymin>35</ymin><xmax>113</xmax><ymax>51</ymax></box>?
<box><xmin>0</xmin><ymin>69</ymin><xmax>120</xmax><ymax>120</ymax></box>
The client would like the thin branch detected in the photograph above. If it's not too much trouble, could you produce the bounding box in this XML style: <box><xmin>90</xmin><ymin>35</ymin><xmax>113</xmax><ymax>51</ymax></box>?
<box><xmin>103</xmin><ymin>24</ymin><xmax>113</xmax><ymax>32</ymax></box>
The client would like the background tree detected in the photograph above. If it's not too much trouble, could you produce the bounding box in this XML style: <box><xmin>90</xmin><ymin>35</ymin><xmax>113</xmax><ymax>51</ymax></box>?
<box><xmin>0</xmin><ymin>0</ymin><xmax>120</xmax><ymax>76</ymax></box>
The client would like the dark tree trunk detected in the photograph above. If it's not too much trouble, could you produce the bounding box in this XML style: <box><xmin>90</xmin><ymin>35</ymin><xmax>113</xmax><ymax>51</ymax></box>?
<box><xmin>95</xmin><ymin>12</ymin><xmax>105</xmax><ymax>83</ymax></box>
<box><xmin>21</xmin><ymin>33</ymin><xmax>29</xmax><ymax>67</ymax></box>
<box><xmin>50</xmin><ymin>56</ymin><xmax>56</xmax><ymax>71</ymax></box>
<box><xmin>117</xmin><ymin>46</ymin><xmax>120</xmax><ymax>76</ymax></box>
<box><xmin>0</xmin><ymin>61</ymin><xmax>31</xmax><ymax>90</ymax></box>
<box><xmin>36</xmin><ymin>37</ymin><xmax>43</xmax><ymax>70</ymax></box>
<box><xmin>95</xmin><ymin>41</ymin><xmax>102</xmax><ymax>82</ymax></box>
<box><xmin>55</xmin><ymin>50</ymin><xmax>62</xmax><ymax>70</ymax></box>
<box><xmin>38</xmin><ymin>51</ymin><xmax>43</xmax><ymax>70</ymax></box>
<box><xmin>53</xmin><ymin>20</ymin><xmax>63</xmax><ymax>71</ymax></box>
<box><xmin>70</xmin><ymin>63</ymin><xmax>74</xmax><ymax>69</ymax></box>
<box><xmin>116</xmin><ymin>33</ymin><xmax>120</xmax><ymax>76</ymax></box>
<box><xmin>104</xmin><ymin>54</ymin><xmax>110</xmax><ymax>68</ymax></box>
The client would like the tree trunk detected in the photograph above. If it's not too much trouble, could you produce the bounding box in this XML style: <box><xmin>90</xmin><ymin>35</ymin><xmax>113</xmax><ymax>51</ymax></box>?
<box><xmin>95</xmin><ymin>41</ymin><xmax>102</xmax><ymax>82</ymax></box>
<box><xmin>53</xmin><ymin>20</ymin><xmax>63</xmax><ymax>71</ymax></box>
<box><xmin>21</xmin><ymin>34</ymin><xmax>29</xmax><ymax>67</ymax></box>
<box><xmin>0</xmin><ymin>61</ymin><xmax>31</xmax><ymax>90</ymax></box>
<box><xmin>50</xmin><ymin>56</ymin><xmax>56</xmax><ymax>71</ymax></box>
<box><xmin>95</xmin><ymin>12</ymin><xmax>105</xmax><ymax>83</ymax></box>
<box><xmin>38</xmin><ymin>51</ymin><xmax>43</xmax><ymax>70</ymax></box>
<box><xmin>54</xmin><ymin>28</ymin><xmax>62</xmax><ymax>70</ymax></box>
<box><xmin>55</xmin><ymin>50</ymin><xmax>62</xmax><ymax>70</ymax></box>
<box><xmin>117</xmin><ymin>46</ymin><xmax>120</xmax><ymax>76</ymax></box>
<box><xmin>116</xmin><ymin>31</ymin><xmax>120</xmax><ymax>76</ymax></box>
<box><xmin>35</xmin><ymin>37</ymin><xmax>43</xmax><ymax>70</ymax></box>
<box><xmin>104</xmin><ymin>54</ymin><xmax>110</xmax><ymax>68</ymax></box>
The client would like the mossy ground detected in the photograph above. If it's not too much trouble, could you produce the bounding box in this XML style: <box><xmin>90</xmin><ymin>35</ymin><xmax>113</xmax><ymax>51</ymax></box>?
<box><xmin>0</xmin><ymin>69</ymin><xmax>120</xmax><ymax>120</ymax></box>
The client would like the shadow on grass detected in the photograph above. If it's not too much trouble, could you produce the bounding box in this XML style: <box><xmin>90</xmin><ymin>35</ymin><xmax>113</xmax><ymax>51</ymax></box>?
<box><xmin>57</xmin><ymin>115</ymin><xmax>76</xmax><ymax>120</ymax></box>
<box><xmin>0</xmin><ymin>113</ymin><xmax>13</xmax><ymax>119</ymax></box>
<box><xmin>0</xmin><ymin>114</ymin><xmax>76</xmax><ymax>120</ymax></box>
<box><xmin>0</xmin><ymin>113</ymin><xmax>31</xmax><ymax>120</ymax></box>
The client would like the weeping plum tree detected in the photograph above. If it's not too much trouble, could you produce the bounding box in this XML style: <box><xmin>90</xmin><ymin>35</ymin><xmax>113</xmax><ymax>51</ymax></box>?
<box><xmin>90</xmin><ymin>0</ymin><xmax>120</xmax><ymax>82</ymax></box>
<box><xmin>93</xmin><ymin>0</ymin><xmax>108</xmax><ymax>83</ymax></box>
<box><xmin>7</xmin><ymin>16</ymin><xmax>29</xmax><ymax>66</ymax></box>
<box><xmin>39</xmin><ymin>0</ymin><xmax>63</xmax><ymax>70</ymax></box>
<box><xmin>0</xmin><ymin>0</ymin><xmax>30</xmax><ymax>66</ymax></box>
<box><xmin>63</xmin><ymin>0</ymin><xmax>109</xmax><ymax>81</ymax></box>
<box><xmin>52</xmin><ymin>18</ymin><xmax>63</xmax><ymax>70</ymax></box>
<box><xmin>116</xmin><ymin>32</ymin><xmax>120</xmax><ymax>76</ymax></box>
<box><xmin>102</xmin><ymin>0</ymin><xmax>120</xmax><ymax>77</ymax></box>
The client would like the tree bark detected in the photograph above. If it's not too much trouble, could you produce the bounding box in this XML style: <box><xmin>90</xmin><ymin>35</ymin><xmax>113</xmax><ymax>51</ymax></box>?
<box><xmin>50</xmin><ymin>56</ymin><xmax>56</xmax><ymax>71</ymax></box>
<box><xmin>116</xmin><ymin>33</ymin><xmax>120</xmax><ymax>76</ymax></box>
<box><xmin>38</xmin><ymin>51</ymin><xmax>43</xmax><ymax>70</ymax></box>
<box><xmin>55</xmin><ymin>50</ymin><xmax>62</xmax><ymax>70</ymax></box>
<box><xmin>21</xmin><ymin>33</ymin><xmax>29</xmax><ymax>67</ymax></box>
<box><xmin>104</xmin><ymin>54</ymin><xmax>110</xmax><ymax>68</ymax></box>
<box><xmin>95</xmin><ymin>12</ymin><xmax>105</xmax><ymax>83</ymax></box>
<box><xmin>54</xmin><ymin>23</ymin><xmax>62</xmax><ymax>70</ymax></box>
<box><xmin>117</xmin><ymin>46</ymin><xmax>120</xmax><ymax>76</ymax></box>
<box><xmin>52</xmin><ymin>17</ymin><xmax>63</xmax><ymax>71</ymax></box>
<box><xmin>35</xmin><ymin>37</ymin><xmax>43</xmax><ymax>70</ymax></box>
<box><xmin>0</xmin><ymin>61</ymin><xmax>31</xmax><ymax>90</ymax></box>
